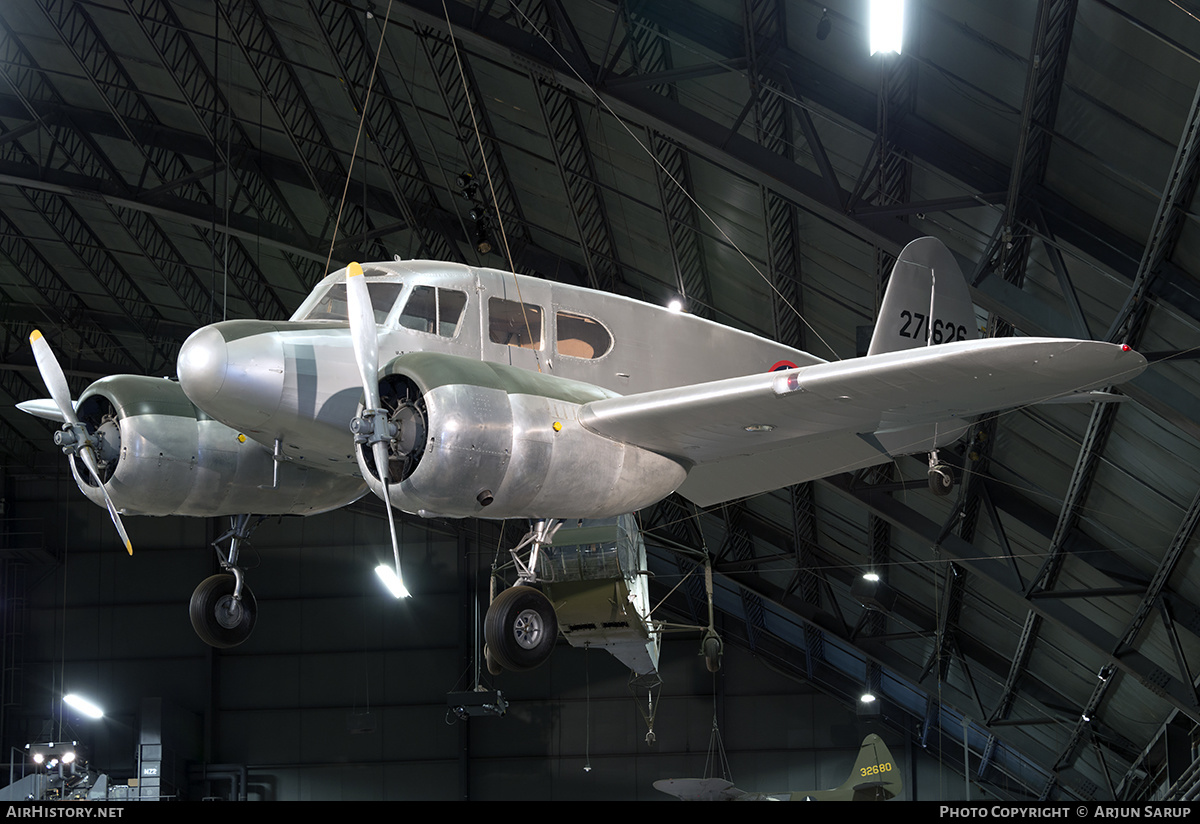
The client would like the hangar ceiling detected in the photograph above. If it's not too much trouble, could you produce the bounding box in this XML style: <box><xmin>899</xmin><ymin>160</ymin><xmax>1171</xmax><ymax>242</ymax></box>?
<box><xmin>1</xmin><ymin>0</ymin><xmax>1200</xmax><ymax>802</ymax></box>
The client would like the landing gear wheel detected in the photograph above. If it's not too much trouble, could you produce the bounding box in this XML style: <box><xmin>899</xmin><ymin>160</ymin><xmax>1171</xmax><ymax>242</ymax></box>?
<box><xmin>484</xmin><ymin>586</ymin><xmax>558</xmax><ymax>672</ymax></box>
<box><xmin>190</xmin><ymin>574</ymin><xmax>257</xmax><ymax>648</ymax></box>
<box><xmin>928</xmin><ymin>464</ymin><xmax>954</xmax><ymax>496</ymax></box>
<box><xmin>702</xmin><ymin>634</ymin><xmax>723</xmax><ymax>673</ymax></box>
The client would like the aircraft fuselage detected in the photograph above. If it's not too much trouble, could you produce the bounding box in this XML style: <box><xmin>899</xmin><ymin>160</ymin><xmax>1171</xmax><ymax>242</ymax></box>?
<box><xmin>177</xmin><ymin>261</ymin><xmax>816</xmax><ymax>479</ymax></box>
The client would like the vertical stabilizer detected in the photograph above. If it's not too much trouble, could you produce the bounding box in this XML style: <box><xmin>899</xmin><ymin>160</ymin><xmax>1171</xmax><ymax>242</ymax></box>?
<box><xmin>868</xmin><ymin>237</ymin><xmax>979</xmax><ymax>356</ymax></box>
<box><xmin>830</xmin><ymin>734</ymin><xmax>903</xmax><ymax>801</ymax></box>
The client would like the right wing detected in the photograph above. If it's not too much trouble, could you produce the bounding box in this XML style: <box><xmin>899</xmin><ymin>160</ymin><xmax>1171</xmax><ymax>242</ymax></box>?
<box><xmin>580</xmin><ymin>338</ymin><xmax>1147</xmax><ymax>506</ymax></box>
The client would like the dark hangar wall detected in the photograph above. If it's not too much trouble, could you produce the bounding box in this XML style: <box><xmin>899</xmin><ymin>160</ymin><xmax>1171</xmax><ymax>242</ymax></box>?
<box><xmin>1</xmin><ymin>459</ymin><xmax>970</xmax><ymax>801</ymax></box>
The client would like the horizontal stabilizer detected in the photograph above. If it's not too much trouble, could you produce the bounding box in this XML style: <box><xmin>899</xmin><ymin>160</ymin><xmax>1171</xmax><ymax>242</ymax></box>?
<box><xmin>654</xmin><ymin>777</ymin><xmax>744</xmax><ymax>801</ymax></box>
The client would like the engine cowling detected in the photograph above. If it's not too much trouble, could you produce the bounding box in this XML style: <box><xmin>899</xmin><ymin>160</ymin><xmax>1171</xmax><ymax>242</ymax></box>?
<box><xmin>356</xmin><ymin>352</ymin><xmax>688</xmax><ymax>519</ymax></box>
<box><xmin>69</xmin><ymin>375</ymin><xmax>365</xmax><ymax>517</ymax></box>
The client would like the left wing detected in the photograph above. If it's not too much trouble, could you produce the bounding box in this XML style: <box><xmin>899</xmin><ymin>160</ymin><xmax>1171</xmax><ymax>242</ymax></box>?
<box><xmin>580</xmin><ymin>338</ymin><xmax>1147</xmax><ymax>506</ymax></box>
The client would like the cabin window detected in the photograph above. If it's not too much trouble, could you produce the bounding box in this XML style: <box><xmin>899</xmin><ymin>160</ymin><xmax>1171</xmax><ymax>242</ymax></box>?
<box><xmin>399</xmin><ymin>285</ymin><xmax>467</xmax><ymax>337</ymax></box>
<box><xmin>488</xmin><ymin>298</ymin><xmax>542</xmax><ymax>349</ymax></box>
<box><xmin>556</xmin><ymin>311</ymin><xmax>612</xmax><ymax>359</ymax></box>
<box><xmin>304</xmin><ymin>280</ymin><xmax>402</xmax><ymax>324</ymax></box>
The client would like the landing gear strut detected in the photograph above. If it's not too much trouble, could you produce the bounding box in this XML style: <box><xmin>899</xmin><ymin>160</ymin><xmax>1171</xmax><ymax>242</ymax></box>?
<box><xmin>190</xmin><ymin>514</ymin><xmax>263</xmax><ymax>648</ymax></box>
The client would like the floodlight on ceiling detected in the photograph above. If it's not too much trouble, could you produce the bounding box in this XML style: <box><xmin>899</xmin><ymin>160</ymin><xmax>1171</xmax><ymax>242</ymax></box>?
<box><xmin>375</xmin><ymin>564</ymin><xmax>411</xmax><ymax>599</ymax></box>
<box><xmin>63</xmin><ymin>693</ymin><xmax>104</xmax><ymax>719</ymax></box>
<box><xmin>816</xmin><ymin>9</ymin><xmax>831</xmax><ymax>41</ymax></box>
<box><xmin>869</xmin><ymin>0</ymin><xmax>904</xmax><ymax>55</ymax></box>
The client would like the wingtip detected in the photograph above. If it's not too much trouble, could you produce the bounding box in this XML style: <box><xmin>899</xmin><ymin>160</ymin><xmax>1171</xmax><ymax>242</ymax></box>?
<box><xmin>348</xmin><ymin>261</ymin><xmax>364</xmax><ymax>278</ymax></box>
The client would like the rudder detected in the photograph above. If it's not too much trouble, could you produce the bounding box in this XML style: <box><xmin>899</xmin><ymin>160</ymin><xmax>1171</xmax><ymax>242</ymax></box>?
<box><xmin>869</xmin><ymin>237</ymin><xmax>979</xmax><ymax>357</ymax></box>
<box><xmin>841</xmin><ymin>734</ymin><xmax>902</xmax><ymax>801</ymax></box>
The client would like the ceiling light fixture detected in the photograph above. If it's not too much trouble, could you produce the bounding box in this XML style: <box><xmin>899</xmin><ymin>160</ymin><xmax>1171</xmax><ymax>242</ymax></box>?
<box><xmin>869</xmin><ymin>0</ymin><xmax>904</xmax><ymax>55</ymax></box>
<box><xmin>63</xmin><ymin>693</ymin><xmax>104</xmax><ymax>719</ymax></box>
<box><xmin>816</xmin><ymin>8</ymin><xmax>831</xmax><ymax>40</ymax></box>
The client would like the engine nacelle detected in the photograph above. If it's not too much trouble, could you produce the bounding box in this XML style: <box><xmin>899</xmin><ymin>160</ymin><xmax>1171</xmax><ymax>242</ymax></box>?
<box><xmin>69</xmin><ymin>375</ymin><xmax>366</xmax><ymax>517</ymax></box>
<box><xmin>357</xmin><ymin>352</ymin><xmax>688</xmax><ymax>519</ymax></box>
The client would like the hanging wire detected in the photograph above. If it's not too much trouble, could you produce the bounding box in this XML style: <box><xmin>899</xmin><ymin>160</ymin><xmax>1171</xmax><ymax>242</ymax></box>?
<box><xmin>323</xmin><ymin>0</ymin><xmax>394</xmax><ymax>278</ymax></box>
<box><xmin>584</xmin><ymin>643</ymin><xmax>593</xmax><ymax>772</ymax></box>
<box><xmin>438</xmin><ymin>0</ymin><xmax>542</xmax><ymax>371</ymax></box>
<box><xmin>505</xmin><ymin>1</ymin><xmax>841</xmax><ymax>361</ymax></box>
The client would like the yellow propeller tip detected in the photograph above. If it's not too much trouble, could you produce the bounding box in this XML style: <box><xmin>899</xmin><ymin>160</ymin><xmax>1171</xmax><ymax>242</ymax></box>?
<box><xmin>29</xmin><ymin>330</ymin><xmax>42</xmax><ymax>343</ymax></box>
<box><xmin>348</xmin><ymin>262</ymin><xmax>364</xmax><ymax>278</ymax></box>
<box><xmin>126</xmin><ymin>541</ymin><xmax>133</xmax><ymax>556</ymax></box>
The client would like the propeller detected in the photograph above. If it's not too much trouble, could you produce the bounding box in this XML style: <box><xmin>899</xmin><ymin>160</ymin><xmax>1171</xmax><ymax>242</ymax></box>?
<box><xmin>29</xmin><ymin>330</ymin><xmax>133</xmax><ymax>555</ymax></box>
<box><xmin>344</xmin><ymin>263</ymin><xmax>408</xmax><ymax>597</ymax></box>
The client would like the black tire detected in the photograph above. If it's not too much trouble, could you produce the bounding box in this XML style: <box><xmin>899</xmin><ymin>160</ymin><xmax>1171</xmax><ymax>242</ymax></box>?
<box><xmin>484</xmin><ymin>586</ymin><xmax>558</xmax><ymax>672</ymax></box>
<box><xmin>703</xmin><ymin>635</ymin><xmax>723</xmax><ymax>673</ymax></box>
<box><xmin>928</xmin><ymin>465</ymin><xmax>954</xmax><ymax>496</ymax></box>
<box><xmin>190</xmin><ymin>574</ymin><xmax>257</xmax><ymax>648</ymax></box>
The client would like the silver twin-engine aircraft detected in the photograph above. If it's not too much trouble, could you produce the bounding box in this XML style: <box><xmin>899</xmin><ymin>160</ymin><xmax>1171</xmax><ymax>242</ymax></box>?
<box><xmin>21</xmin><ymin>237</ymin><xmax>1147</xmax><ymax>670</ymax></box>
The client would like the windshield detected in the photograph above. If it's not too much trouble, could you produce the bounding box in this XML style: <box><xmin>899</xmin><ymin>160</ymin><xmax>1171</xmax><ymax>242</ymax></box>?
<box><xmin>301</xmin><ymin>280</ymin><xmax>404</xmax><ymax>323</ymax></box>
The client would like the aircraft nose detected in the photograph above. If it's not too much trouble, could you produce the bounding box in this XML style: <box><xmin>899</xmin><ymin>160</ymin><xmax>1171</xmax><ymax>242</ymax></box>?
<box><xmin>177</xmin><ymin>325</ymin><xmax>228</xmax><ymax>408</ymax></box>
<box><xmin>177</xmin><ymin>321</ymin><xmax>286</xmax><ymax>430</ymax></box>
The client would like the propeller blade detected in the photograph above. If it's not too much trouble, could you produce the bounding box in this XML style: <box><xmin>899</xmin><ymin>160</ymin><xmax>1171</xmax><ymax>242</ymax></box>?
<box><xmin>78</xmin><ymin>446</ymin><xmax>134</xmax><ymax>556</ymax></box>
<box><xmin>17</xmin><ymin>398</ymin><xmax>71</xmax><ymax>422</ymax></box>
<box><xmin>29</xmin><ymin>330</ymin><xmax>132</xmax><ymax>555</ymax></box>
<box><xmin>344</xmin><ymin>262</ymin><xmax>382</xmax><ymax>412</ymax></box>
<box><xmin>344</xmin><ymin>264</ymin><xmax>406</xmax><ymax>593</ymax></box>
<box><xmin>372</xmin><ymin>440</ymin><xmax>408</xmax><ymax>597</ymax></box>
<box><xmin>29</xmin><ymin>330</ymin><xmax>79</xmax><ymax>425</ymax></box>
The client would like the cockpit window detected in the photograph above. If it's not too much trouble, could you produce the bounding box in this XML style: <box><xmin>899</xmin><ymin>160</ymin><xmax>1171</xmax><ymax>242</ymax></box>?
<box><xmin>399</xmin><ymin>285</ymin><xmax>468</xmax><ymax>337</ymax></box>
<box><xmin>556</xmin><ymin>311</ymin><xmax>612</xmax><ymax>359</ymax></box>
<box><xmin>303</xmin><ymin>280</ymin><xmax>403</xmax><ymax>324</ymax></box>
<box><xmin>489</xmin><ymin>297</ymin><xmax>542</xmax><ymax>349</ymax></box>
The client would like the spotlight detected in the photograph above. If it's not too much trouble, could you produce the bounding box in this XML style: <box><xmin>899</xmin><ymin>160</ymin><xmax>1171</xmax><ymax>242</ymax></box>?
<box><xmin>475</xmin><ymin>230</ymin><xmax>494</xmax><ymax>255</ymax></box>
<box><xmin>816</xmin><ymin>9</ymin><xmax>831</xmax><ymax>40</ymax></box>
<box><xmin>64</xmin><ymin>693</ymin><xmax>104</xmax><ymax>719</ymax></box>
<box><xmin>869</xmin><ymin>0</ymin><xmax>905</xmax><ymax>55</ymax></box>
<box><xmin>27</xmin><ymin>742</ymin><xmax>78</xmax><ymax>768</ymax></box>
<box><xmin>456</xmin><ymin>171</ymin><xmax>478</xmax><ymax>199</ymax></box>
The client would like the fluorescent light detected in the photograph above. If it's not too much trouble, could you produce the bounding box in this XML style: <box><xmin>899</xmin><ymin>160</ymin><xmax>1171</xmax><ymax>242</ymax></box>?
<box><xmin>63</xmin><ymin>693</ymin><xmax>104</xmax><ymax>719</ymax></box>
<box><xmin>375</xmin><ymin>564</ymin><xmax>411</xmax><ymax>599</ymax></box>
<box><xmin>869</xmin><ymin>0</ymin><xmax>904</xmax><ymax>55</ymax></box>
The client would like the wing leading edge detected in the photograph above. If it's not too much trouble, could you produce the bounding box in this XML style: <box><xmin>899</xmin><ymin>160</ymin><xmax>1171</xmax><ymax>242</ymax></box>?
<box><xmin>579</xmin><ymin>337</ymin><xmax>1147</xmax><ymax>507</ymax></box>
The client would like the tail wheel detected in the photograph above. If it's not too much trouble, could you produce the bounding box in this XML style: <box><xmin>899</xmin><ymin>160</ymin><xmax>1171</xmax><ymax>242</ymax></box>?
<box><xmin>484</xmin><ymin>586</ymin><xmax>558</xmax><ymax>672</ymax></box>
<box><xmin>190</xmin><ymin>574</ymin><xmax>257</xmax><ymax>648</ymax></box>
<box><xmin>928</xmin><ymin>464</ymin><xmax>954</xmax><ymax>496</ymax></box>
